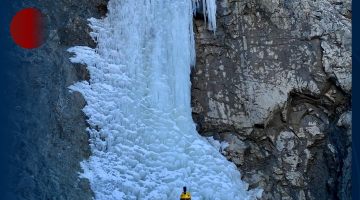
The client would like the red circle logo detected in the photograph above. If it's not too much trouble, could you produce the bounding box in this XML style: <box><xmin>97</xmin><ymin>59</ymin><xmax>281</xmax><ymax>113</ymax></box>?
<box><xmin>10</xmin><ymin>8</ymin><xmax>47</xmax><ymax>49</ymax></box>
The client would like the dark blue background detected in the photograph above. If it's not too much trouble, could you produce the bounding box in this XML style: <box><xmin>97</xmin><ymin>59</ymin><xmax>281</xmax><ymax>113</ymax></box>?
<box><xmin>352</xmin><ymin>1</ymin><xmax>359</xmax><ymax>199</ymax></box>
<box><xmin>0</xmin><ymin>0</ymin><xmax>33</xmax><ymax>199</ymax></box>
<box><xmin>0</xmin><ymin>0</ymin><xmax>18</xmax><ymax>199</ymax></box>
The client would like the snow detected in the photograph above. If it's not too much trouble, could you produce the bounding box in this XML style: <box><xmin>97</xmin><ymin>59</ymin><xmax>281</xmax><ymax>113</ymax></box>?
<box><xmin>68</xmin><ymin>0</ymin><xmax>261</xmax><ymax>199</ymax></box>
<box><xmin>205</xmin><ymin>137</ymin><xmax>230</xmax><ymax>155</ymax></box>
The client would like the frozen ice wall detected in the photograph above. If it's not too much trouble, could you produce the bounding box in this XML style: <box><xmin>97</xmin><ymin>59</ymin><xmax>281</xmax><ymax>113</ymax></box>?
<box><xmin>68</xmin><ymin>0</ymin><xmax>262</xmax><ymax>199</ymax></box>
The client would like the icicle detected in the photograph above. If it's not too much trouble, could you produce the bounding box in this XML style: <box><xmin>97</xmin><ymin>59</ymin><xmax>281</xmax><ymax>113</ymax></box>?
<box><xmin>190</xmin><ymin>0</ymin><xmax>197</xmax><ymax>66</ymax></box>
<box><xmin>205</xmin><ymin>0</ymin><xmax>217</xmax><ymax>33</ymax></box>
<box><xmin>198</xmin><ymin>0</ymin><xmax>217</xmax><ymax>34</ymax></box>
<box><xmin>190</xmin><ymin>0</ymin><xmax>217</xmax><ymax>65</ymax></box>
<box><xmin>192</xmin><ymin>0</ymin><xmax>199</xmax><ymax>15</ymax></box>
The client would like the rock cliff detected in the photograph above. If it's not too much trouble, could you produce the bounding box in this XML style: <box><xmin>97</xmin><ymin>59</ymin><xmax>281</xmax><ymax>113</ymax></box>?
<box><xmin>2</xmin><ymin>0</ymin><xmax>110</xmax><ymax>199</ymax></box>
<box><xmin>3</xmin><ymin>0</ymin><xmax>351</xmax><ymax>199</ymax></box>
<box><xmin>191</xmin><ymin>0</ymin><xmax>351</xmax><ymax>199</ymax></box>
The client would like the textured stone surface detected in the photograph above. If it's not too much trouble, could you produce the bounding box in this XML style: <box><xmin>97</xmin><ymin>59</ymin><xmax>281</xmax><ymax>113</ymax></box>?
<box><xmin>3</xmin><ymin>0</ymin><xmax>109</xmax><ymax>198</ymax></box>
<box><xmin>192</xmin><ymin>0</ymin><xmax>351</xmax><ymax>199</ymax></box>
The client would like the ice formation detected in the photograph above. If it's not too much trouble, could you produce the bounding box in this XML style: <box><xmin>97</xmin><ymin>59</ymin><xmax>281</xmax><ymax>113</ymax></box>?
<box><xmin>68</xmin><ymin>0</ymin><xmax>262</xmax><ymax>199</ymax></box>
<box><xmin>192</xmin><ymin>0</ymin><xmax>217</xmax><ymax>32</ymax></box>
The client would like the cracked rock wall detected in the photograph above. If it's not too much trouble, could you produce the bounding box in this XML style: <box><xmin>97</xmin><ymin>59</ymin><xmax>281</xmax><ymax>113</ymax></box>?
<box><xmin>191</xmin><ymin>0</ymin><xmax>351</xmax><ymax>199</ymax></box>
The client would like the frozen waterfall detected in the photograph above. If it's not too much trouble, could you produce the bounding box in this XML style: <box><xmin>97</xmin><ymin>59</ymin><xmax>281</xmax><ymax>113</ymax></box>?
<box><xmin>68</xmin><ymin>0</ymin><xmax>262</xmax><ymax>199</ymax></box>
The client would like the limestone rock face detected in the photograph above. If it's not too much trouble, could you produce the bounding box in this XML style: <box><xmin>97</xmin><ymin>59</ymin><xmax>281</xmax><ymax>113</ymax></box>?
<box><xmin>191</xmin><ymin>0</ymin><xmax>351</xmax><ymax>199</ymax></box>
